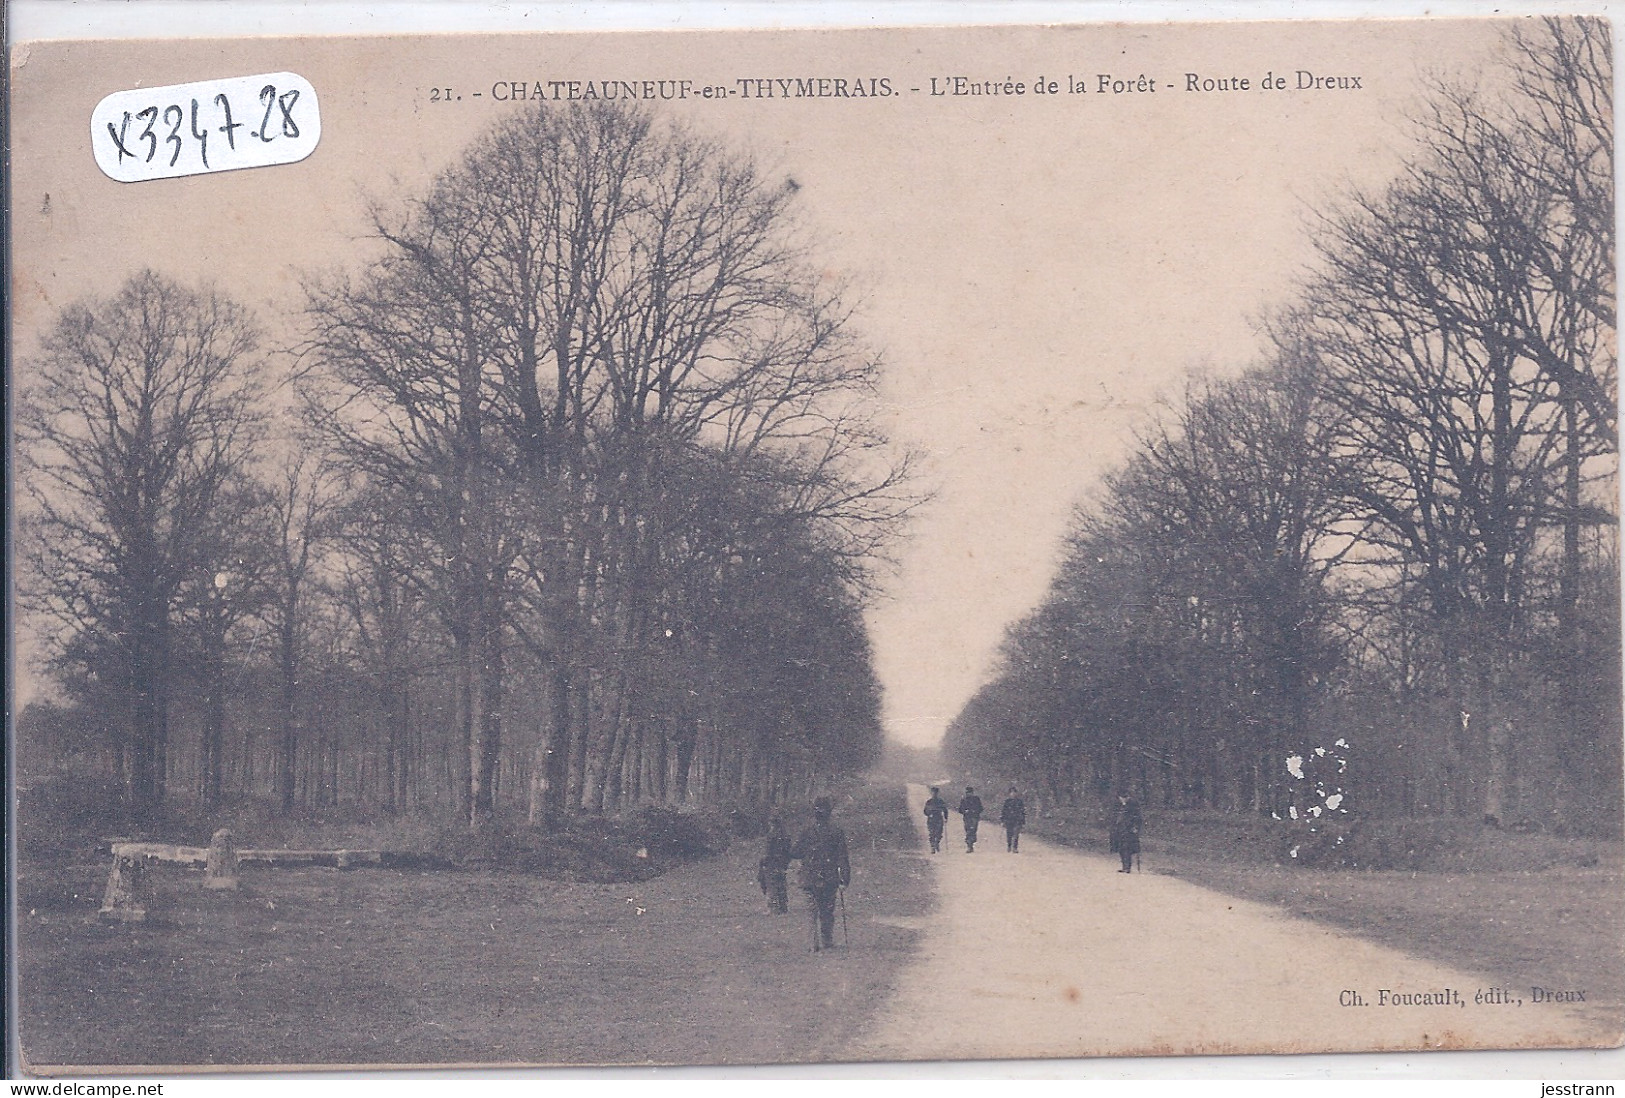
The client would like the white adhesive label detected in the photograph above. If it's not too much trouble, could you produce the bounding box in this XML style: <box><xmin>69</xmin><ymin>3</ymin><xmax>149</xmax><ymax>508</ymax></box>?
<box><xmin>91</xmin><ymin>72</ymin><xmax>321</xmax><ymax>183</ymax></box>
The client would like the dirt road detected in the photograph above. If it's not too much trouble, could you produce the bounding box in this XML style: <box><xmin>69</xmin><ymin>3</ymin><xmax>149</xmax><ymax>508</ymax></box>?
<box><xmin>854</xmin><ymin>785</ymin><xmax>1617</xmax><ymax>1061</ymax></box>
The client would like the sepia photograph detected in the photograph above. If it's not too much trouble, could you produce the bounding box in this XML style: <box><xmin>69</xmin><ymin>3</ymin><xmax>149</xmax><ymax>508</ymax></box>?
<box><xmin>6</xmin><ymin>6</ymin><xmax>1622</xmax><ymax>1074</ymax></box>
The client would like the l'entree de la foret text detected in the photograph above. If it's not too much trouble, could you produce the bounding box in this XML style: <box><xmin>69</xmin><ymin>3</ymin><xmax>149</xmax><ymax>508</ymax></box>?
<box><xmin>467</xmin><ymin>69</ymin><xmax>1363</xmax><ymax>105</ymax></box>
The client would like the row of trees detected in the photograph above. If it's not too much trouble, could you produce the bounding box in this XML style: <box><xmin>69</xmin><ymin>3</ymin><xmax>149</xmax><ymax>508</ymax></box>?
<box><xmin>18</xmin><ymin>102</ymin><xmax>916</xmax><ymax>827</ymax></box>
<box><xmin>946</xmin><ymin>19</ymin><xmax>1619</xmax><ymax>833</ymax></box>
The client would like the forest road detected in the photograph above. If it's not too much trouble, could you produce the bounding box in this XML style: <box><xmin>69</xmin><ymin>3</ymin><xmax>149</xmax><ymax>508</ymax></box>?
<box><xmin>851</xmin><ymin>784</ymin><xmax>1615</xmax><ymax>1061</ymax></box>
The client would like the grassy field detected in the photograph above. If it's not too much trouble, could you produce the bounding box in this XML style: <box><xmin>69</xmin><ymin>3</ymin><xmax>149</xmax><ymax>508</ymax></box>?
<box><xmin>16</xmin><ymin>784</ymin><xmax>932</xmax><ymax>1072</ymax></box>
<box><xmin>1030</xmin><ymin>809</ymin><xmax>1625</xmax><ymax>1035</ymax></box>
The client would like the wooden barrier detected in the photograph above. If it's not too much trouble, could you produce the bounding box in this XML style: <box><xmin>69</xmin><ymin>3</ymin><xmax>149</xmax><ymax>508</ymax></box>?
<box><xmin>97</xmin><ymin>835</ymin><xmax>393</xmax><ymax>921</ymax></box>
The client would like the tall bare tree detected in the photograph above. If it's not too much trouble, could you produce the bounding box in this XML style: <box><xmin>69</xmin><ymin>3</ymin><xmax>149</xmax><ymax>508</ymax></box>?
<box><xmin>250</xmin><ymin>452</ymin><xmax>342</xmax><ymax>812</ymax></box>
<box><xmin>1299</xmin><ymin>22</ymin><xmax>1612</xmax><ymax>820</ymax></box>
<box><xmin>172</xmin><ymin>471</ymin><xmax>273</xmax><ymax>807</ymax></box>
<box><xmin>17</xmin><ymin>271</ymin><xmax>265</xmax><ymax>813</ymax></box>
<box><xmin>949</xmin><ymin>20</ymin><xmax>1616</xmax><ymax>832</ymax></box>
<box><xmin>308</xmin><ymin>101</ymin><xmax>915</xmax><ymax>827</ymax></box>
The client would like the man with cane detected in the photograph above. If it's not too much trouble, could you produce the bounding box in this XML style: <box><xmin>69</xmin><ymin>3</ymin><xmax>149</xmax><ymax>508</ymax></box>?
<box><xmin>791</xmin><ymin>796</ymin><xmax>851</xmax><ymax>952</ymax></box>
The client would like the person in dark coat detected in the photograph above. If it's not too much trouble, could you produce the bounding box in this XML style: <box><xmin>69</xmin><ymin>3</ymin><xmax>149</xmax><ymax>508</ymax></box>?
<box><xmin>923</xmin><ymin>786</ymin><xmax>950</xmax><ymax>853</ymax></box>
<box><xmin>1000</xmin><ymin>785</ymin><xmax>1026</xmax><ymax>853</ymax></box>
<box><xmin>791</xmin><ymin>796</ymin><xmax>851</xmax><ymax>951</ymax></box>
<box><xmin>759</xmin><ymin>817</ymin><xmax>792</xmax><ymax>913</ymax></box>
<box><xmin>957</xmin><ymin>786</ymin><xmax>984</xmax><ymax>853</ymax></box>
<box><xmin>1109</xmin><ymin>791</ymin><xmax>1142</xmax><ymax>873</ymax></box>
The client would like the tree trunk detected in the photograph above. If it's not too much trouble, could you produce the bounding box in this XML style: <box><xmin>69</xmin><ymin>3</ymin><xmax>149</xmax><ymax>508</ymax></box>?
<box><xmin>128</xmin><ymin>590</ymin><xmax>170</xmax><ymax>814</ymax></box>
<box><xmin>470</xmin><ymin>616</ymin><xmax>504</xmax><ymax>828</ymax></box>
<box><xmin>277</xmin><ymin>612</ymin><xmax>301</xmax><ymax>814</ymax></box>
<box><xmin>544</xmin><ymin>662</ymin><xmax>574</xmax><ymax>826</ymax></box>
<box><xmin>528</xmin><ymin>722</ymin><xmax>551</xmax><ymax>827</ymax></box>
<box><xmin>201</xmin><ymin>647</ymin><xmax>227</xmax><ymax>808</ymax></box>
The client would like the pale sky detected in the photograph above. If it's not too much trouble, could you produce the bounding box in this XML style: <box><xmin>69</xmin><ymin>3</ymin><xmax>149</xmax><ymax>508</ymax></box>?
<box><xmin>9</xmin><ymin>17</ymin><xmax>1507</xmax><ymax>744</ymax></box>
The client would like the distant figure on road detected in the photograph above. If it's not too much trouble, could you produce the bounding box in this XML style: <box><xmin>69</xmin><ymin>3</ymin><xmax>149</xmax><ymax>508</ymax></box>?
<box><xmin>957</xmin><ymin>786</ymin><xmax>984</xmax><ymax>853</ymax></box>
<box><xmin>759</xmin><ymin>816</ymin><xmax>792</xmax><ymax>913</ymax></box>
<box><xmin>1000</xmin><ymin>785</ymin><xmax>1026</xmax><ymax>853</ymax></box>
<box><xmin>923</xmin><ymin>786</ymin><xmax>950</xmax><ymax>854</ymax></box>
<box><xmin>792</xmin><ymin>796</ymin><xmax>851</xmax><ymax>951</ymax></box>
<box><xmin>1109</xmin><ymin>791</ymin><xmax>1142</xmax><ymax>873</ymax></box>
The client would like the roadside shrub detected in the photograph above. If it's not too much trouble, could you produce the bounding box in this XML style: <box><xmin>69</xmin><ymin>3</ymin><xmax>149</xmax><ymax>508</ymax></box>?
<box><xmin>633</xmin><ymin>806</ymin><xmax>729</xmax><ymax>861</ymax></box>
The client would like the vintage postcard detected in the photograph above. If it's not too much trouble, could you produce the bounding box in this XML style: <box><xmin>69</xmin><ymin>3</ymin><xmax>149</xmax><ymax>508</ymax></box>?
<box><xmin>7</xmin><ymin>10</ymin><xmax>1621</xmax><ymax>1074</ymax></box>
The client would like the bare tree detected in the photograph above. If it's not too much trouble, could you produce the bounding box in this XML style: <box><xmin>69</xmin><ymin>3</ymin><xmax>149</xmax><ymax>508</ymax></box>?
<box><xmin>949</xmin><ymin>22</ymin><xmax>1617</xmax><ymax>831</ymax></box>
<box><xmin>251</xmin><ymin>452</ymin><xmax>342</xmax><ymax>813</ymax></box>
<box><xmin>1489</xmin><ymin>19</ymin><xmax>1615</xmax><ymax>660</ymax></box>
<box><xmin>172</xmin><ymin>471</ymin><xmax>273</xmax><ymax>807</ymax></box>
<box><xmin>1298</xmin><ymin>26</ymin><xmax>1613</xmax><ymax>820</ymax></box>
<box><xmin>1118</xmin><ymin>353</ymin><xmax>1350</xmax><ymax>810</ymax></box>
<box><xmin>303</xmin><ymin>199</ymin><xmax>523</xmax><ymax>828</ymax></box>
<box><xmin>17</xmin><ymin>271</ymin><xmax>265</xmax><ymax>813</ymax></box>
<box><xmin>330</xmin><ymin>478</ymin><xmax>438</xmax><ymax>814</ymax></box>
<box><xmin>308</xmin><ymin>101</ymin><xmax>916</xmax><ymax>827</ymax></box>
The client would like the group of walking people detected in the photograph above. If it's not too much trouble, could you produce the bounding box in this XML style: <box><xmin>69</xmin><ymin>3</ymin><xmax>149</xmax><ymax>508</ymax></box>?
<box><xmin>922</xmin><ymin>784</ymin><xmax>1143</xmax><ymax>871</ymax></box>
<box><xmin>758</xmin><ymin>796</ymin><xmax>852</xmax><ymax>951</ymax></box>
<box><xmin>922</xmin><ymin>784</ymin><xmax>1028</xmax><ymax>854</ymax></box>
<box><xmin>754</xmin><ymin>783</ymin><xmax>1146</xmax><ymax>953</ymax></box>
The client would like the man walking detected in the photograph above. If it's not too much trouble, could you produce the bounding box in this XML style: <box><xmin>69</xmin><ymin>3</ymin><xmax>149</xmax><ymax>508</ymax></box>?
<box><xmin>957</xmin><ymin>786</ymin><xmax>984</xmax><ymax>853</ymax></box>
<box><xmin>759</xmin><ymin>816</ymin><xmax>792</xmax><ymax>913</ymax></box>
<box><xmin>1000</xmin><ymin>785</ymin><xmax>1026</xmax><ymax>853</ymax></box>
<box><xmin>792</xmin><ymin>796</ymin><xmax>851</xmax><ymax>951</ymax></box>
<box><xmin>1109</xmin><ymin>790</ymin><xmax>1142</xmax><ymax>873</ymax></box>
<box><xmin>923</xmin><ymin>786</ymin><xmax>950</xmax><ymax>853</ymax></box>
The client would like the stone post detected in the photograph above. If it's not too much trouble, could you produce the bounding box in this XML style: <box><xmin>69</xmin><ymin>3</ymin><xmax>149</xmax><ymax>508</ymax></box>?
<box><xmin>98</xmin><ymin>851</ymin><xmax>147</xmax><ymax>922</ymax></box>
<box><xmin>204</xmin><ymin>828</ymin><xmax>239</xmax><ymax>890</ymax></box>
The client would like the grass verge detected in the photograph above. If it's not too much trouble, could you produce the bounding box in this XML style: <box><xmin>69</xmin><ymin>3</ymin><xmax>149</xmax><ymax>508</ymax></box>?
<box><xmin>16</xmin><ymin>783</ymin><xmax>930</xmax><ymax>1071</ymax></box>
<box><xmin>1030</xmin><ymin>809</ymin><xmax>1624</xmax><ymax>1036</ymax></box>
